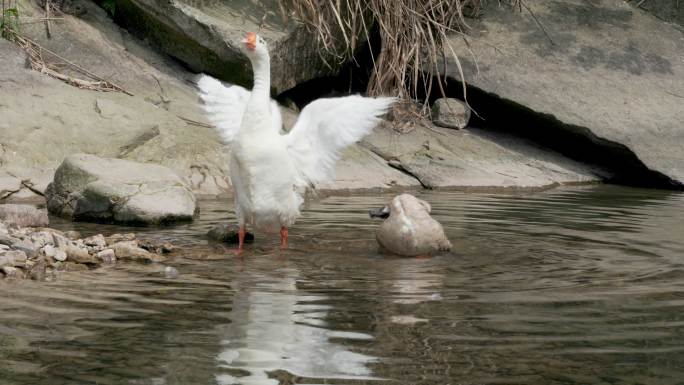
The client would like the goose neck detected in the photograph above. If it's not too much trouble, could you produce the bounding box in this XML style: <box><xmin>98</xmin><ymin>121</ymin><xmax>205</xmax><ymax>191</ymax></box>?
<box><xmin>250</xmin><ymin>56</ymin><xmax>271</xmax><ymax>99</ymax></box>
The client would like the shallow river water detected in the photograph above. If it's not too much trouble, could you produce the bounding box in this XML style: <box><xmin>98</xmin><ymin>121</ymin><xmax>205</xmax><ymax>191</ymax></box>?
<box><xmin>1</xmin><ymin>185</ymin><xmax>684</xmax><ymax>385</ymax></box>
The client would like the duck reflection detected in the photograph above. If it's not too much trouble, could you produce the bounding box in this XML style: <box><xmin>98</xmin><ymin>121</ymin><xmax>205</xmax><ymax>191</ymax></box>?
<box><xmin>215</xmin><ymin>267</ymin><xmax>378</xmax><ymax>385</ymax></box>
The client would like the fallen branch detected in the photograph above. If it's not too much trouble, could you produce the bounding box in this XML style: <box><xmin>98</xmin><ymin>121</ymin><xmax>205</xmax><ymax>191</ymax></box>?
<box><xmin>11</xmin><ymin>32</ymin><xmax>134</xmax><ymax>95</ymax></box>
<box><xmin>177</xmin><ymin>116</ymin><xmax>214</xmax><ymax>128</ymax></box>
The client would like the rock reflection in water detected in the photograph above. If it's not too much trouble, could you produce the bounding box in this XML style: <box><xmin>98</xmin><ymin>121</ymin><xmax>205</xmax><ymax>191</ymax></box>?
<box><xmin>215</xmin><ymin>268</ymin><xmax>378</xmax><ymax>384</ymax></box>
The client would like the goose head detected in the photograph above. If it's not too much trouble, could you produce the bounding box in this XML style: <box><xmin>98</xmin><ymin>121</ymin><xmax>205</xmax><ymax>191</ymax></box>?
<box><xmin>241</xmin><ymin>32</ymin><xmax>269</xmax><ymax>62</ymax></box>
<box><xmin>370</xmin><ymin>194</ymin><xmax>452</xmax><ymax>256</ymax></box>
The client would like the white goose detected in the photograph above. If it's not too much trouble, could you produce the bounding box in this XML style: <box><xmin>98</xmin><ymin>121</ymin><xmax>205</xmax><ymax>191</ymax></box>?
<box><xmin>198</xmin><ymin>32</ymin><xmax>395</xmax><ymax>251</ymax></box>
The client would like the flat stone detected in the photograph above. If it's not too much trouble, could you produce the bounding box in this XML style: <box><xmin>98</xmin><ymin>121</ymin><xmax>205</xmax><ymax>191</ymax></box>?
<box><xmin>363</xmin><ymin>122</ymin><xmax>604</xmax><ymax>189</ymax></box>
<box><xmin>52</xmin><ymin>233</ymin><xmax>71</xmax><ymax>249</ymax></box>
<box><xmin>0</xmin><ymin>204</ymin><xmax>49</xmax><ymax>228</ymax></box>
<box><xmin>431</xmin><ymin>98</ymin><xmax>470</xmax><ymax>129</ymax></box>
<box><xmin>207</xmin><ymin>223</ymin><xmax>255</xmax><ymax>244</ymax></box>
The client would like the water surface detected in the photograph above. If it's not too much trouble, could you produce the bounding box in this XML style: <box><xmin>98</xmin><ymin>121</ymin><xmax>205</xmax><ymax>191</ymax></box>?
<box><xmin>1</xmin><ymin>185</ymin><xmax>683</xmax><ymax>385</ymax></box>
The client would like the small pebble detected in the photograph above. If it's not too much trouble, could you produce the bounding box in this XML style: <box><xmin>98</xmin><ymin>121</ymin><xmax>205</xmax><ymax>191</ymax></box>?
<box><xmin>163</xmin><ymin>266</ymin><xmax>179</xmax><ymax>279</ymax></box>
<box><xmin>53</xmin><ymin>248</ymin><xmax>67</xmax><ymax>262</ymax></box>
<box><xmin>44</xmin><ymin>244</ymin><xmax>56</xmax><ymax>257</ymax></box>
<box><xmin>96</xmin><ymin>249</ymin><xmax>116</xmax><ymax>265</ymax></box>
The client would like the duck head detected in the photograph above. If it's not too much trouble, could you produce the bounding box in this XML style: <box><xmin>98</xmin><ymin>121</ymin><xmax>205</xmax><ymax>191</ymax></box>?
<box><xmin>370</xmin><ymin>194</ymin><xmax>451</xmax><ymax>257</ymax></box>
<box><xmin>241</xmin><ymin>32</ymin><xmax>269</xmax><ymax>62</ymax></box>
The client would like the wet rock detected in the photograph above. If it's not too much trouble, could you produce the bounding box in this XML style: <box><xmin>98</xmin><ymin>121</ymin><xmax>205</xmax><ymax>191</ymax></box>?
<box><xmin>30</xmin><ymin>231</ymin><xmax>55</xmax><ymax>248</ymax></box>
<box><xmin>443</xmin><ymin>0</ymin><xmax>684</xmax><ymax>186</ymax></box>
<box><xmin>1</xmin><ymin>250</ymin><xmax>28</xmax><ymax>268</ymax></box>
<box><xmin>1</xmin><ymin>266</ymin><xmax>22</xmax><ymax>279</ymax></box>
<box><xmin>111</xmin><ymin>241</ymin><xmax>165</xmax><ymax>263</ymax></box>
<box><xmin>96</xmin><ymin>249</ymin><xmax>116</xmax><ymax>265</ymax></box>
<box><xmin>53</xmin><ymin>248</ymin><xmax>68</xmax><ymax>262</ymax></box>
<box><xmin>63</xmin><ymin>262</ymin><xmax>89</xmax><ymax>272</ymax></box>
<box><xmin>0</xmin><ymin>204</ymin><xmax>49</xmax><ymax>228</ymax></box>
<box><xmin>11</xmin><ymin>239</ymin><xmax>38</xmax><ymax>259</ymax></box>
<box><xmin>431</xmin><ymin>98</ymin><xmax>470</xmax><ymax>129</ymax></box>
<box><xmin>105</xmin><ymin>233</ymin><xmax>136</xmax><ymax>245</ymax></box>
<box><xmin>52</xmin><ymin>232</ymin><xmax>71</xmax><ymax>249</ymax></box>
<box><xmin>43</xmin><ymin>244</ymin><xmax>56</xmax><ymax>257</ymax></box>
<box><xmin>45</xmin><ymin>154</ymin><xmax>197</xmax><ymax>224</ymax></box>
<box><xmin>207</xmin><ymin>223</ymin><xmax>255</xmax><ymax>244</ymax></box>
<box><xmin>138</xmin><ymin>239</ymin><xmax>176</xmax><ymax>254</ymax></box>
<box><xmin>0</xmin><ymin>233</ymin><xmax>17</xmax><ymax>247</ymax></box>
<box><xmin>83</xmin><ymin>234</ymin><xmax>107</xmax><ymax>251</ymax></box>
<box><xmin>64</xmin><ymin>245</ymin><xmax>95</xmax><ymax>264</ymax></box>
<box><xmin>28</xmin><ymin>258</ymin><xmax>47</xmax><ymax>281</ymax></box>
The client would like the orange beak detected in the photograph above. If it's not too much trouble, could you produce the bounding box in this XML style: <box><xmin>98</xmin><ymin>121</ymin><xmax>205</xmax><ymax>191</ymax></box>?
<box><xmin>242</xmin><ymin>32</ymin><xmax>256</xmax><ymax>51</ymax></box>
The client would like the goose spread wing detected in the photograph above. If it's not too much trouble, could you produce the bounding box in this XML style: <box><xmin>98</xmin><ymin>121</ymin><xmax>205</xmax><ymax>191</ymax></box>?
<box><xmin>283</xmin><ymin>95</ymin><xmax>396</xmax><ymax>186</ymax></box>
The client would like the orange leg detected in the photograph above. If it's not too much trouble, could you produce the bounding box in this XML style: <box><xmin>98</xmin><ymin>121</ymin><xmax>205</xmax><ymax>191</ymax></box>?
<box><xmin>280</xmin><ymin>227</ymin><xmax>288</xmax><ymax>249</ymax></box>
<box><xmin>237</xmin><ymin>227</ymin><xmax>246</xmax><ymax>253</ymax></box>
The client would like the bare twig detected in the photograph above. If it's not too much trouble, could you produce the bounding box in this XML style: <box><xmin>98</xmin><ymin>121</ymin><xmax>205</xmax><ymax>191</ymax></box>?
<box><xmin>519</xmin><ymin>0</ymin><xmax>554</xmax><ymax>46</ymax></box>
<box><xmin>177</xmin><ymin>116</ymin><xmax>214</xmax><ymax>128</ymax></box>
<box><xmin>12</xmin><ymin>33</ymin><xmax>134</xmax><ymax>95</ymax></box>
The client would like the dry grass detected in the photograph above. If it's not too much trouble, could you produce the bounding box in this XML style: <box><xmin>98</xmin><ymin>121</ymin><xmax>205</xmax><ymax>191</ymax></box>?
<box><xmin>278</xmin><ymin>0</ymin><xmax>501</xmax><ymax>102</ymax></box>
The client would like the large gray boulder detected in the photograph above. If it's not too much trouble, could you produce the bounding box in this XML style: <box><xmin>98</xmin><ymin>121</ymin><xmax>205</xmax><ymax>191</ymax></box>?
<box><xmin>45</xmin><ymin>154</ymin><xmax>196</xmax><ymax>224</ymax></box>
<box><xmin>101</xmin><ymin>0</ymin><xmax>343</xmax><ymax>94</ymax></box>
<box><xmin>444</xmin><ymin>0</ymin><xmax>684</xmax><ymax>187</ymax></box>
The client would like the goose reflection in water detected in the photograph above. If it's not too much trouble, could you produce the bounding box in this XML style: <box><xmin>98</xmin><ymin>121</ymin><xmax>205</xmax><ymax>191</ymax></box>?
<box><xmin>214</xmin><ymin>267</ymin><xmax>379</xmax><ymax>385</ymax></box>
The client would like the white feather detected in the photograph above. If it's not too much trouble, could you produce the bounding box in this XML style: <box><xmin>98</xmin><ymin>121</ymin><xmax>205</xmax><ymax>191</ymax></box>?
<box><xmin>284</xmin><ymin>95</ymin><xmax>396</xmax><ymax>186</ymax></box>
<box><xmin>197</xmin><ymin>75</ymin><xmax>283</xmax><ymax>143</ymax></box>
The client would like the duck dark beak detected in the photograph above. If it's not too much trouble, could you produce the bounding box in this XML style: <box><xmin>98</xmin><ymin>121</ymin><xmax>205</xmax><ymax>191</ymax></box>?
<box><xmin>369</xmin><ymin>205</ymin><xmax>390</xmax><ymax>219</ymax></box>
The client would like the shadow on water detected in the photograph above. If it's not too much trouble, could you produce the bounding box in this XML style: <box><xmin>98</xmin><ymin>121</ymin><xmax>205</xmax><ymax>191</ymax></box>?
<box><xmin>1</xmin><ymin>185</ymin><xmax>684</xmax><ymax>384</ymax></box>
